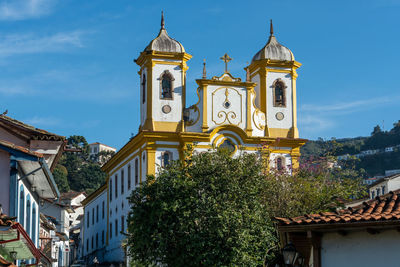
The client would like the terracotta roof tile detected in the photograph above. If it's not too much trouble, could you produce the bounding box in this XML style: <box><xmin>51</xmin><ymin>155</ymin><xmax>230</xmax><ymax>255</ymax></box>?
<box><xmin>276</xmin><ymin>189</ymin><xmax>400</xmax><ymax>226</ymax></box>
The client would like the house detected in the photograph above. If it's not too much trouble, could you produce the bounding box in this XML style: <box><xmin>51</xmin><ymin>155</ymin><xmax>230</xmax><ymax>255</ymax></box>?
<box><xmin>275</xmin><ymin>190</ymin><xmax>400</xmax><ymax>267</ymax></box>
<box><xmin>58</xmin><ymin>191</ymin><xmax>86</xmax><ymax>263</ymax></box>
<box><xmin>336</xmin><ymin>154</ymin><xmax>350</xmax><ymax>160</ymax></box>
<box><xmin>0</xmin><ymin>211</ymin><xmax>41</xmax><ymax>266</ymax></box>
<box><xmin>88</xmin><ymin>142</ymin><xmax>116</xmax><ymax>164</ymax></box>
<box><xmin>368</xmin><ymin>173</ymin><xmax>400</xmax><ymax>199</ymax></box>
<box><xmin>38</xmin><ymin>213</ymin><xmax>57</xmax><ymax>267</ymax></box>
<box><xmin>0</xmin><ymin>115</ymin><xmax>64</xmax><ymax>265</ymax></box>
<box><xmin>81</xmin><ymin>184</ymin><xmax>108</xmax><ymax>265</ymax></box>
<box><xmin>385</xmin><ymin>146</ymin><xmax>394</xmax><ymax>152</ymax></box>
<box><xmin>41</xmin><ymin>200</ymin><xmax>74</xmax><ymax>267</ymax></box>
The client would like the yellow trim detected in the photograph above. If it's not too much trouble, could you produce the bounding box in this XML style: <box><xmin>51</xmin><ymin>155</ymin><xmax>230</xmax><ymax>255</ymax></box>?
<box><xmin>201</xmin><ymin>85</ymin><xmax>208</xmax><ymax>132</ymax></box>
<box><xmin>153</xmin><ymin>121</ymin><xmax>181</xmax><ymax>132</ymax></box>
<box><xmin>102</xmin><ymin>129</ymin><xmax>307</xmax><ymax>174</ymax></box>
<box><xmin>146</xmin><ymin>147</ymin><xmax>156</xmax><ymax>176</ymax></box>
<box><xmin>139</xmin><ymin>149</ymin><xmax>143</xmax><ymax>183</ymax></box>
<box><xmin>268</xmin><ymin>128</ymin><xmax>291</xmax><ymax>138</ymax></box>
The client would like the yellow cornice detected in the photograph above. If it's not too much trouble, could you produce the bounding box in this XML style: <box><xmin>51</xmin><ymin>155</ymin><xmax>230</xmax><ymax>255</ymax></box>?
<box><xmin>102</xmin><ymin>127</ymin><xmax>307</xmax><ymax>174</ymax></box>
<box><xmin>81</xmin><ymin>183</ymin><xmax>107</xmax><ymax>206</ymax></box>
<box><xmin>135</xmin><ymin>51</ymin><xmax>192</xmax><ymax>66</ymax></box>
<box><xmin>196</xmin><ymin>79</ymin><xmax>256</xmax><ymax>88</ymax></box>
<box><xmin>248</xmin><ymin>59</ymin><xmax>301</xmax><ymax>74</ymax></box>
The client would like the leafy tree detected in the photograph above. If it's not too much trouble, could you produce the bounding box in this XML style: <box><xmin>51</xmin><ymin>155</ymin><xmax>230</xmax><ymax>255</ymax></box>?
<box><xmin>53</xmin><ymin>165</ymin><xmax>70</xmax><ymax>193</ymax></box>
<box><xmin>127</xmin><ymin>149</ymin><xmax>366</xmax><ymax>267</ymax></box>
<box><xmin>371</xmin><ymin>125</ymin><xmax>382</xmax><ymax>136</ymax></box>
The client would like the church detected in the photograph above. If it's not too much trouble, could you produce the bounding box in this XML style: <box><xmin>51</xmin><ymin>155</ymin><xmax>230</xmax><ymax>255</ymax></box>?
<box><xmin>81</xmin><ymin>13</ymin><xmax>306</xmax><ymax>264</ymax></box>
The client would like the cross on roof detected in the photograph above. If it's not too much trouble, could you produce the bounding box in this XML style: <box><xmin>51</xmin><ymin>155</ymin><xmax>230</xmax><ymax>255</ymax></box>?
<box><xmin>220</xmin><ymin>53</ymin><xmax>232</xmax><ymax>73</ymax></box>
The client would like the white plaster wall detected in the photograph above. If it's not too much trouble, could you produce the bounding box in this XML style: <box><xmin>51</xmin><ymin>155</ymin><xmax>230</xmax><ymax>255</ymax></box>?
<box><xmin>70</xmin><ymin>194</ymin><xmax>86</xmax><ymax>227</ymax></box>
<box><xmin>321</xmin><ymin>230</ymin><xmax>400</xmax><ymax>267</ymax></box>
<box><xmin>152</xmin><ymin>62</ymin><xmax>183</xmax><ymax>123</ymax></box>
<box><xmin>269</xmin><ymin>152</ymin><xmax>292</xmax><ymax>173</ymax></box>
<box><xmin>141</xmin><ymin>150</ymin><xmax>147</xmax><ymax>182</ymax></box>
<box><xmin>83</xmin><ymin>190</ymin><xmax>107</xmax><ymax>257</ymax></box>
<box><xmin>185</xmin><ymin>87</ymin><xmax>203</xmax><ymax>133</ymax></box>
<box><xmin>206</xmin><ymin>85</ymin><xmax>247</xmax><ymax>132</ymax></box>
<box><xmin>17</xmin><ymin>178</ymin><xmax>40</xmax><ymax>247</ymax></box>
<box><xmin>249</xmin><ymin>89</ymin><xmax>265</xmax><ymax>137</ymax></box>
<box><xmin>251</xmin><ymin>73</ymin><xmax>261</xmax><ymax>109</ymax></box>
<box><xmin>0</xmin><ymin>150</ymin><xmax>10</xmax><ymax>215</ymax></box>
<box><xmin>266</xmin><ymin>72</ymin><xmax>293</xmax><ymax>129</ymax></box>
<box><xmin>155</xmin><ymin>147</ymin><xmax>179</xmax><ymax>173</ymax></box>
<box><xmin>387</xmin><ymin>177</ymin><xmax>400</xmax><ymax>192</ymax></box>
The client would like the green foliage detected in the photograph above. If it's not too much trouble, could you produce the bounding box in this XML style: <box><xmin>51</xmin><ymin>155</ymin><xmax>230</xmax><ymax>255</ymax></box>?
<box><xmin>53</xmin><ymin>135</ymin><xmax>108</xmax><ymax>194</ymax></box>
<box><xmin>127</xmin><ymin>150</ymin><xmax>366</xmax><ymax>267</ymax></box>
<box><xmin>53</xmin><ymin>165</ymin><xmax>70</xmax><ymax>193</ymax></box>
<box><xmin>301</xmin><ymin>120</ymin><xmax>400</xmax><ymax>177</ymax></box>
<box><xmin>128</xmin><ymin>150</ymin><xmax>276</xmax><ymax>267</ymax></box>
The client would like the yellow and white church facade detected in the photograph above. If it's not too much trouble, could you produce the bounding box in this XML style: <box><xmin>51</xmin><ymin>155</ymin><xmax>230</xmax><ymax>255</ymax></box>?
<box><xmin>82</xmin><ymin>14</ymin><xmax>306</xmax><ymax>264</ymax></box>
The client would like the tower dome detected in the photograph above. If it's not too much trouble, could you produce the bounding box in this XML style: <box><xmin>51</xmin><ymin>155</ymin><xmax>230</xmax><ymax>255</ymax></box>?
<box><xmin>252</xmin><ymin>20</ymin><xmax>294</xmax><ymax>62</ymax></box>
<box><xmin>144</xmin><ymin>12</ymin><xmax>185</xmax><ymax>53</ymax></box>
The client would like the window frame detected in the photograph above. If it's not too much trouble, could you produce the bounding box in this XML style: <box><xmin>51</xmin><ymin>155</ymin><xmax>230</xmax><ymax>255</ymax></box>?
<box><xmin>159</xmin><ymin>70</ymin><xmax>175</xmax><ymax>100</ymax></box>
<box><xmin>161</xmin><ymin>151</ymin><xmax>173</xmax><ymax>167</ymax></box>
<box><xmin>272</xmin><ymin>78</ymin><xmax>287</xmax><ymax>108</ymax></box>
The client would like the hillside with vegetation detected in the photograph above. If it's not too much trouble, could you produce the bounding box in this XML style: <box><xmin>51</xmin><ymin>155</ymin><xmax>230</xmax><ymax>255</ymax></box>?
<box><xmin>301</xmin><ymin>120</ymin><xmax>400</xmax><ymax>178</ymax></box>
<box><xmin>53</xmin><ymin>135</ymin><xmax>114</xmax><ymax>194</ymax></box>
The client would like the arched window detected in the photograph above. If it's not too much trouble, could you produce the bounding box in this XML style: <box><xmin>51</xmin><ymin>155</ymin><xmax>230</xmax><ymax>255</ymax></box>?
<box><xmin>276</xmin><ymin>157</ymin><xmax>285</xmax><ymax>171</ymax></box>
<box><xmin>32</xmin><ymin>203</ymin><xmax>37</xmax><ymax>245</ymax></box>
<box><xmin>19</xmin><ymin>186</ymin><xmax>25</xmax><ymax>226</ymax></box>
<box><xmin>26</xmin><ymin>195</ymin><xmax>31</xmax><ymax>236</ymax></box>
<box><xmin>142</xmin><ymin>74</ymin><xmax>146</xmax><ymax>103</ymax></box>
<box><xmin>160</xmin><ymin>71</ymin><xmax>174</xmax><ymax>99</ymax></box>
<box><xmin>162</xmin><ymin>151</ymin><xmax>172</xmax><ymax>167</ymax></box>
<box><xmin>273</xmin><ymin>79</ymin><xmax>286</xmax><ymax>107</ymax></box>
<box><xmin>219</xmin><ymin>139</ymin><xmax>236</xmax><ymax>154</ymax></box>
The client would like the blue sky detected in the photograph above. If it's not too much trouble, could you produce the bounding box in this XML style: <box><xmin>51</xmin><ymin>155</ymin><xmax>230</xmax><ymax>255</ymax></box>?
<box><xmin>2</xmin><ymin>0</ymin><xmax>400</xmax><ymax>149</ymax></box>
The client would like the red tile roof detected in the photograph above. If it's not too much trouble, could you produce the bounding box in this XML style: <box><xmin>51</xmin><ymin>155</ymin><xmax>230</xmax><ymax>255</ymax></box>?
<box><xmin>0</xmin><ymin>115</ymin><xmax>64</xmax><ymax>141</ymax></box>
<box><xmin>60</xmin><ymin>191</ymin><xmax>86</xmax><ymax>200</ymax></box>
<box><xmin>276</xmin><ymin>190</ymin><xmax>400</xmax><ymax>226</ymax></box>
<box><xmin>0</xmin><ymin>213</ymin><xmax>17</xmax><ymax>227</ymax></box>
<box><xmin>0</xmin><ymin>139</ymin><xmax>44</xmax><ymax>158</ymax></box>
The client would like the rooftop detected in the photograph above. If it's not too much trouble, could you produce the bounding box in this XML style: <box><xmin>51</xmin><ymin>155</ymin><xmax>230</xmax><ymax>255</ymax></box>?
<box><xmin>276</xmin><ymin>190</ymin><xmax>400</xmax><ymax>228</ymax></box>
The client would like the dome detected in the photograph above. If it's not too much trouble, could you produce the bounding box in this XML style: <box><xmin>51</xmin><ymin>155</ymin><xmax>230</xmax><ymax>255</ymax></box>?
<box><xmin>144</xmin><ymin>13</ymin><xmax>185</xmax><ymax>53</ymax></box>
<box><xmin>252</xmin><ymin>21</ymin><xmax>294</xmax><ymax>62</ymax></box>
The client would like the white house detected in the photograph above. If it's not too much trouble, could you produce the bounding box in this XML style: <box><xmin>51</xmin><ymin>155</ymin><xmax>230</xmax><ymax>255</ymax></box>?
<box><xmin>276</xmin><ymin>190</ymin><xmax>400</xmax><ymax>267</ymax></box>
<box><xmin>0</xmin><ymin>114</ymin><xmax>64</xmax><ymax>265</ymax></box>
<box><xmin>81</xmin><ymin>184</ymin><xmax>108</xmax><ymax>265</ymax></box>
<box><xmin>368</xmin><ymin>173</ymin><xmax>400</xmax><ymax>199</ymax></box>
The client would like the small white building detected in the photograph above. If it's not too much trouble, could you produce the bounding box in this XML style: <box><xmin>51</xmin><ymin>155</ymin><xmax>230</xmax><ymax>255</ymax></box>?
<box><xmin>385</xmin><ymin>146</ymin><xmax>395</xmax><ymax>152</ymax></box>
<box><xmin>368</xmin><ymin>173</ymin><xmax>400</xmax><ymax>199</ymax></box>
<box><xmin>88</xmin><ymin>142</ymin><xmax>116</xmax><ymax>163</ymax></box>
<box><xmin>276</xmin><ymin>190</ymin><xmax>400</xmax><ymax>267</ymax></box>
<box><xmin>81</xmin><ymin>184</ymin><xmax>108</xmax><ymax>265</ymax></box>
<box><xmin>337</xmin><ymin>154</ymin><xmax>350</xmax><ymax>160</ymax></box>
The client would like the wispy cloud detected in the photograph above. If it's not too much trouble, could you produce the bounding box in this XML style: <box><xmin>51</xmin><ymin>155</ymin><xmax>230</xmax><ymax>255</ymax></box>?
<box><xmin>300</xmin><ymin>96</ymin><xmax>397</xmax><ymax>113</ymax></box>
<box><xmin>24</xmin><ymin>116</ymin><xmax>61</xmax><ymax>126</ymax></box>
<box><xmin>0</xmin><ymin>0</ymin><xmax>56</xmax><ymax>21</ymax></box>
<box><xmin>0</xmin><ymin>31</ymin><xmax>85</xmax><ymax>57</ymax></box>
<box><xmin>299</xmin><ymin>114</ymin><xmax>334</xmax><ymax>133</ymax></box>
<box><xmin>0</xmin><ymin>86</ymin><xmax>36</xmax><ymax>96</ymax></box>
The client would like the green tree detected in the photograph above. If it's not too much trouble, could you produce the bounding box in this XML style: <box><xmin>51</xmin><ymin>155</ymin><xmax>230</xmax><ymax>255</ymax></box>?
<box><xmin>53</xmin><ymin>165</ymin><xmax>70</xmax><ymax>193</ymax></box>
<box><xmin>127</xmin><ymin>150</ymin><xmax>366</xmax><ymax>267</ymax></box>
<box><xmin>371</xmin><ymin>125</ymin><xmax>382</xmax><ymax>136</ymax></box>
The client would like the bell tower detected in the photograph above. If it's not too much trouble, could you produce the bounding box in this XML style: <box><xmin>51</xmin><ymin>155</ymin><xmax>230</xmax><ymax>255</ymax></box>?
<box><xmin>248</xmin><ymin>20</ymin><xmax>301</xmax><ymax>138</ymax></box>
<box><xmin>135</xmin><ymin>12</ymin><xmax>192</xmax><ymax>132</ymax></box>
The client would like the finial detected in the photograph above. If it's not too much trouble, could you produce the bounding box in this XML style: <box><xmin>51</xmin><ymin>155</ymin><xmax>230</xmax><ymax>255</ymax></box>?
<box><xmin>246</xmin><ymin>62</ymin><xmax>250</xmax><ymax>82</ymax></box>
<box><xmin>270</xmin><ymin>19</ymin><xmax>274</xmax><ymax>36</ymax></box>
<box><xmin>220</xmin><ymin>53</ymin><xmax>233</xmax><ymax>73</ymax></box>
<box><xmin>161</xmin><ymin>11</ymin><xmax>165</xmax><ymax>29</ymax></box>
<box><xmin>202</xmin><ymin>59</ymin><xmax>207</xmax><ymax>79</ymax></box>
